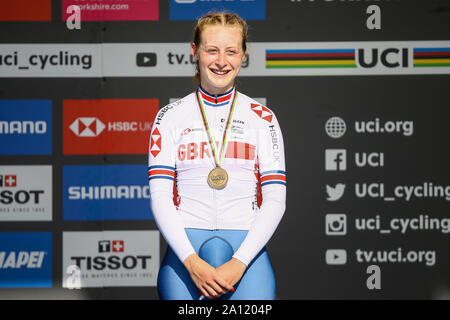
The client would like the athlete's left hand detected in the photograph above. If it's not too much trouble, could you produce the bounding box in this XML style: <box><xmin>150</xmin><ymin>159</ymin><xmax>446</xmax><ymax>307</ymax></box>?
<box><xmin>216</xmin><ymin>258</ymin><xmax>247</xmax><ymax>288</ymax></box>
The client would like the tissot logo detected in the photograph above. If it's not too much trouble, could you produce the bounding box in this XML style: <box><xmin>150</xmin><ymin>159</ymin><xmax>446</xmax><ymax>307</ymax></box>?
<box><xmin>98</xmin><ymin>240</ymin><xmax>125</xmax><ymax>253</ymax></box>
<box><xmin>69</xmin><ymin>117</ymin><xmax>106</xmax><ymax>137</ymax></box>
<box><xmin>136</xmin><ymin>52</ymin><xmax>157</xmax><ymax>67</ymax></box>
<box><xmin>62</xmin><ymin>231</ymin><xmax>159</xmax><ymax>288</ymax></box>
<box><xmin>0</xmin><ymin>166</ymin><xmax>52</xmax><ymax>222</ymax></box>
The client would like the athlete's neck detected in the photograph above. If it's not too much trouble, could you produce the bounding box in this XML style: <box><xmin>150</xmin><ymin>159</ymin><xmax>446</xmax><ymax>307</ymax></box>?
<box><xmin>199</xmin><ymin>85</ymin><xmax>235</xmax><ymax>98</ymax></box>
<box><xmin>199</xmin><ymin>83</ymin><xmax>235</xmax><ymax>97</ymax></box>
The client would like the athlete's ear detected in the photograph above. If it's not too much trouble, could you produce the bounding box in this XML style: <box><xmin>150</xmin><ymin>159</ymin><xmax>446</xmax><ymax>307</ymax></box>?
<box><xmin>191</xmin><ymin>43</ymin><xmax>199</xmax><ymax>61</ymax></box>
<box><xmin>242</xmin><ymin>52</ymin><xmax>248</xmax><ymax>62</ymax></box>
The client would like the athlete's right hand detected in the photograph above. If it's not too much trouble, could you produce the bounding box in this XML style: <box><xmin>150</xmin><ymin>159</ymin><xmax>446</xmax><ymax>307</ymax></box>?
<box><xmin>183</xmin><ymin>254</ymin><xmax>233</xmax><ymax>299</ymax></box>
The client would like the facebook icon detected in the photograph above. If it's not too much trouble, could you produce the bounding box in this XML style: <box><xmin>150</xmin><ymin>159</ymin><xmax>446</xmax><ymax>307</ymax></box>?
<box><xmin>325</xmin><ymin>149</ymin><xmax>347</xmax><ymax>171</ymax></box>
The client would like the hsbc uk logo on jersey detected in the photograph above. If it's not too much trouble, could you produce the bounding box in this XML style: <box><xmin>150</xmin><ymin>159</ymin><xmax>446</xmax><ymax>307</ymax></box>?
<box><xmin>63</xmin><ymin>99</ymin><xmax>159</xmax><ymax>155</ymax></box>
<box><xmin>150</xmin><ymin>127</ymin><xmax>161</xmax><ymax>157</ymax></box>
<box><xmin>0</xmin><ymin>166</ymin><xmax>52</xmax><ymax>221</ymax></box>
<box><xmin>251</xmin><ymin>103</ymin><xmax>273</xmax><ymax>123</ymax></box>
<box><xmin>62</xmin><ymin>231</ymin><xmax>159</xmax><ymax>288</ymax></box>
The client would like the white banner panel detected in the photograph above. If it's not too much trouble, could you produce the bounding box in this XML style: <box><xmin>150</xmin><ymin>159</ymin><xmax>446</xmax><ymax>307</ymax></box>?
<box><xmin>1</xmin><ymin>41</ymin><xmax>449</xmax><ymax>77</ymax></box>
<box><xmin>0</xmin><ymin>165</ymin><xmax>52</xmax><ymax>221</ymax></box>
<box><xmin>62</xmin><ymin>230</ymin><xmax>159</xmax><ymax>288</ymax></box>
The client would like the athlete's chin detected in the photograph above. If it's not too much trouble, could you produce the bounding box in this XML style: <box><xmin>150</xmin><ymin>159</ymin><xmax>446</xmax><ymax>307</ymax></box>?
<box><xmin>205</xmin><ymin>78</ymin><xmax>235</xmax><ymax>92</ymax></box>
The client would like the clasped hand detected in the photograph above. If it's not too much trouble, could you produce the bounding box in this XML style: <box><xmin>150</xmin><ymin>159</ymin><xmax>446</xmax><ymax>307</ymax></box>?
<box><xmin>183</xmin><ymin>254</ymin><xmax>246</xmax><ymax>299</ymax></box>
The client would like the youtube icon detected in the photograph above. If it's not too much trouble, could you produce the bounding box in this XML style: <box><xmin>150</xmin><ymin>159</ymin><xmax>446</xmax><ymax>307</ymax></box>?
<box><xmin>136</xmin><ymin>53</ymin><xmax>157</xmax><ymax>67</ymax></box>
<box><xmin>326</xmin><ymin>249</ymin><xmax>347</xmax><ymax>265</ymax></box>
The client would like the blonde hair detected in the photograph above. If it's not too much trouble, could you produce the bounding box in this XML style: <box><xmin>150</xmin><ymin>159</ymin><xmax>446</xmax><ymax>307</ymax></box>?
<box><xmin>192</xmin><ymin>11</ymin><xmax>248</xmax><ymax>86</ymax></box>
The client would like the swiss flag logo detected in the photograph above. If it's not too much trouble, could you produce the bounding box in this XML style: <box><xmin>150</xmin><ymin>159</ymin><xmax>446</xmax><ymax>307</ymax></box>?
<box><xmin>112</xmin><ymin>240</ymin><xmax>124</xmax><ymax>252</ymax></box>
<box><xmin>150</xmin><ymin>127</ymin><xmax>161</xmax><ymax>157</ymax></box>
<box><xmin>251</xmin><ymin>103</ymin><xmax>273</xmax><ymax>123</ymax></box>
<box><xmin>4</xmin><ymin>175</ymin><xmax>17</xmax><ymax>187</ymax></box>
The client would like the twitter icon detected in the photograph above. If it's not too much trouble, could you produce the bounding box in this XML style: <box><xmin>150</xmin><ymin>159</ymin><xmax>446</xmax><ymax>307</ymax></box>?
<box><xmin>326</xmin><ymin>183</ymin><xmax>345</xmax><ymax>201</ymax></box>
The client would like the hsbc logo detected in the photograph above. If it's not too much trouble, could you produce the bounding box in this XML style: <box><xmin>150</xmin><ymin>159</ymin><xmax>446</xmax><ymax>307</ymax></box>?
<box><xmin>150</xmin><ymin>127</ymin><xmax>161</xmax><ymax>157</ymax></box>
<box><xmin>251</xmin><ymin>103</ymin><xmax>273</xmax><ymax>123</ymax></box>
<box><xmin>70</xmin><ymin>117</ymin><xmax>105</xmax><ymax>137</ymax></box>
<box><xmin>63</xmin><ymin>99</ymin><xmax>159</xmax><ymax>155</ymax></box>
<box><xmin>69</xmin><ymin>117</ymin><xmax>153</xmax><ymax>138</ymax></box>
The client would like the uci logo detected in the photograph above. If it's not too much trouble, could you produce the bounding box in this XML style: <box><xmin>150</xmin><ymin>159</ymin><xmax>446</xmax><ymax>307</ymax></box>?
<box><xmin>357</xmin><ymin>48</ymin><xmax>409</xmax><ymax>68</ymax></box>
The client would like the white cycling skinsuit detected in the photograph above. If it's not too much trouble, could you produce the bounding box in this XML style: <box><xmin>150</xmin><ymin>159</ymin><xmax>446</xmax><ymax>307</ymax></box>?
<box><xmin>148</xmin><ymin>86</ymin><xmax>286</xmax><ymax>267</ymax></box>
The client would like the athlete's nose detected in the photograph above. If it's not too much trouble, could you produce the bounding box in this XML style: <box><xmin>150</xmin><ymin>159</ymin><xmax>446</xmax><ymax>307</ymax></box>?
<box><xmin>215</xmin><ymin>52</ymin><xmax>227</xmax><ymax>68</ymax></box>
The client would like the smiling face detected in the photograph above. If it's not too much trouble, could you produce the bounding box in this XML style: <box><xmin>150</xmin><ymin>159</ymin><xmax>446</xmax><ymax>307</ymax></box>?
<box><xmin>191</xmin><ymin>25</ymin><xmax>246</xmax><ymax>95</ymax></box>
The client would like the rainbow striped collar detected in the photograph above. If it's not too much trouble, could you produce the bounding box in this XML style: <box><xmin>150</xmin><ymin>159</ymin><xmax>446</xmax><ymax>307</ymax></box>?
<box><xmin>198</xmin><ymin>86</ymin><xmax>235</xmax><ymax>107</ymax></box>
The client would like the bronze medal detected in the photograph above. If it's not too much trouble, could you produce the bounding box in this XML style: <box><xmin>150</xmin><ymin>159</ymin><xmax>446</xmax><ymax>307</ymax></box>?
<box><xmin>196</xmin><ymin>88</ymin><xmax>237</xmax><ymax>190</ymax></box>
<box><xmin>207</xmin><ymin>167</ymin><xmax>228</xmax><ymax>190</ymax></box>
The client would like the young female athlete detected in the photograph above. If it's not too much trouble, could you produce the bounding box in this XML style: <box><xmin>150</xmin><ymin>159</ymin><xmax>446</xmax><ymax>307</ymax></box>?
<box><xmin>148</xmin><ymin>12</ymin><xmax>286</xmax><ymax>300</ymax></box>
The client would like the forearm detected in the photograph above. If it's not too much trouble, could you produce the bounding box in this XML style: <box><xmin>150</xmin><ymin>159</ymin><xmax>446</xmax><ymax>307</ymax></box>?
<box><xmin>232</xmin><ymin>185</ymin><xmax>286</xmax><ymax>266</ymax></box>
<box><xmin>150</xmin><ymin>190</ymin><xmax>196</xmax><ymax>262</ymax></box>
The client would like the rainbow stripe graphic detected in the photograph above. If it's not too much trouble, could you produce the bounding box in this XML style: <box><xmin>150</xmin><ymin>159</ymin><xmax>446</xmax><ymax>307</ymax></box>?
<box><xmin>413</xmin><ymin>47</ymin><xmax>450</xmax><ymax>67</ymax></box>
<box><xmin>266</xmin><ymin>49</ymin><xmax>356</xmax><ymax>69</ymax></box>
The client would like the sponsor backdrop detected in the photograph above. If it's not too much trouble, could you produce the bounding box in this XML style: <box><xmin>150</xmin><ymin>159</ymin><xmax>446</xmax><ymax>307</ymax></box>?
<box><xmin>0</xmin><ymin>0</ymin><xmax>449</xmax><ymax>299</ymax></box>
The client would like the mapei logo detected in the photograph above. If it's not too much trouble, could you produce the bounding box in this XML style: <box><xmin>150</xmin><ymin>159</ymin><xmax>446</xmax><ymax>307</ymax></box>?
<box><xmin>150</xmin><ymin>127</ymin><xmax>161</xmax><ymax>157</ymax></box>
<box><xmin>69</xmin><ymin>117</ymin><xmax>106</xmax><ymax>137</ymax></box>
<box><xmin>0</xmin><ymin>251</ymin><xmax>46</xmax><ymax>269</ymax></box>
<box><xmin>0</xmin><ymin>232</ymin><xmax>52</xmax><ymax>288</ymax></box>
<box><xmin>250</xmin><ymin>103</ymin><xmax>273</xmax><ymax>123</ymax></box>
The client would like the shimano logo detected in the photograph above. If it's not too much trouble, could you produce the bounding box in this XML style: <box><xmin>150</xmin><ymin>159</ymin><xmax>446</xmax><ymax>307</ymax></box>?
<box><xmin>68</xmin><ymin>185</ymin><xmax>150</xmax><ymax>200</ymax></box>
<box><xmin>0</xmin><ymin>251</ymin><xmax>46</xmax><ymax>269</ymax></box>
<box><xmin>0</xmin><ymin>121</ymin><xmax>47</xmax><ymax>134</ymax></box>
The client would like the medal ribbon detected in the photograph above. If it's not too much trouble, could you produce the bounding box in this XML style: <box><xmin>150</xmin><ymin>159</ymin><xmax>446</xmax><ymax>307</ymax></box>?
<box><xmin>196</xmin><ymin>88</ymin><xmax>237</xmax><ymax>168</ymax></box>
